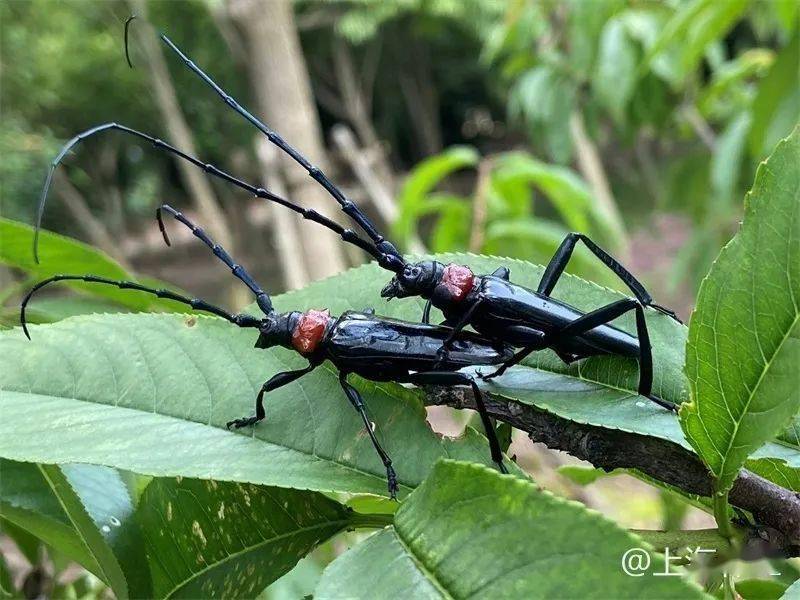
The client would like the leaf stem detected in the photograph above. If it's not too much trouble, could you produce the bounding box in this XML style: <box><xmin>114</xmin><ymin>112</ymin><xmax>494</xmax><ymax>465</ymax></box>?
<box><xmin>348</xmin><ymin>512</ymin><xmax>394</xmax><ymax>529</ymax></box>
<box><xmin>713</xmin><ymin>491</ymin><xmax>735</xmax><ymax>540</ymax></box>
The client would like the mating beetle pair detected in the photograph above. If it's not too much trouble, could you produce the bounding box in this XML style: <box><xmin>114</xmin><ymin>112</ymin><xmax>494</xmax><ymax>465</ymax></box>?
<box><xmin>26</xmin><ymin>29</ymin><xmax>678</xmax><ymax>497</ymax></box>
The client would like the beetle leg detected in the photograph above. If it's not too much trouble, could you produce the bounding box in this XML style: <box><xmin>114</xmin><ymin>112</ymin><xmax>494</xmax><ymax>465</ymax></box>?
<box><xmin>227</xmin><ymin>363</ymin><xmax>316</xmax><ymax>429</ymax></box>
<box><xmin>339</xmin><ymin>373</ymin><xmax>398</xmax><ymax>499</ymax></box>
<box><xmin>401</xmin><ymin>371</ymin><xmax>507</xmax><ymax>474</ymax></box>
<box><xmin>421</xmin><ymin>299</ymin><xmax>433</xmax><ymax>324</ymax></box>
<box><xmin>544</xmin><ymin>298</ymin><xmax>676</xmax><ymax>412</ymax></box>
<box><xmin>480</xmin><ymin>346</ymin><xmax>537</xmax><ymax>381</ymax></box>
<box><xmin>490</xmin><ymin>266</ymin><xmax>510</xmax><ymax>280</ymax></box>
<box><xmin>434</xmin><ymin>298</ymin><xmax>484</xmax><ymax>367</ymax></box>
<box><xmin>537</xmin><ymin>232</ymin><xmax>681</xmax><ymax>323</ymax></box>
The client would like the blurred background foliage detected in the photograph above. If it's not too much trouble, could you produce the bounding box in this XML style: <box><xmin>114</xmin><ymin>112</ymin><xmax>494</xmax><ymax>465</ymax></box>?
<box><xmin>1</xmin><ymin>1</ymin><xmax>799</xmax><ymax>595</ymax></box>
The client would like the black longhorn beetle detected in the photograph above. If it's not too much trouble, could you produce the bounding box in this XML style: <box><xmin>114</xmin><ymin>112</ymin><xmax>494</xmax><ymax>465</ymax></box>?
<box><xmin>22</xmin><ymin>205</ymin><xmax>514</xmax><ymax>498</ymax></box>
<box><xmin>33</xmin><ymin>30</ymin><xmax>678</xmax><ymax>411</ymax></box>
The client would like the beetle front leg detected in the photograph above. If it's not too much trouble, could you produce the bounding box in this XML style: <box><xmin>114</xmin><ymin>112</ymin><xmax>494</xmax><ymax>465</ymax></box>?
<box><xmin>339</xmin><ymin>373</ymin><xmax>398</xmax><ymax>499</ymax></box>
<box><xmin>226</xmin><ymin>363</ymin><xmax>316</xmax><ymax>429</ymax></box>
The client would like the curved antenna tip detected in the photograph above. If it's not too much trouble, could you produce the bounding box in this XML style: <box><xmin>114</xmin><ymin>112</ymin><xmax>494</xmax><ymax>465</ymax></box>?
<box><xmin>124</xmin><ymin>15</ymin><xmax>137</xmax><ymax>69</ymax></box>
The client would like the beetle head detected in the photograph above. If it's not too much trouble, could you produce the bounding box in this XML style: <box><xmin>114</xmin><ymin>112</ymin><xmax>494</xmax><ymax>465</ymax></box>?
<box><xmin>380</xmin><ymin>260</ymin><xmax>441</xmax><ymax>299</ymax></box>
<box><xmin>254</xmin><ymin>312</ymin><xmax>298</xmax><ymax>350</ymax></box>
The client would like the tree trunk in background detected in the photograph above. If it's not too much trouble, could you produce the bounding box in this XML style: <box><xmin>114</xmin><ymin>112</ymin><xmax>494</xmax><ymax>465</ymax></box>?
<box><xmin>255</xmin><ymin>138</ymin><xmax>310</xmax><ymax>290</ymax></box>
<box><xmin>228</xmin><ymin>0</ymin><xmax>346</xmax><ymax>280</ymax></box>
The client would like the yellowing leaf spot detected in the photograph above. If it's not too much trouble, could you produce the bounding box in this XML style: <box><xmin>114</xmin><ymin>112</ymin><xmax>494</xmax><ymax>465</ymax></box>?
<box><xmin>192</xmin><ymin>520</ymin><xmax>208</xmax><ymax>546</ymax></box>
<box><xmin>218</xmin><ymin>501</ymin><xmax>226</xmax><ymax>519</ymax></box>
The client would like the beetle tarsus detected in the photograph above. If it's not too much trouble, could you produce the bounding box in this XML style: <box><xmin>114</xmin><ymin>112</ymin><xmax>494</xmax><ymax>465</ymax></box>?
<box><xmin>226</xmin><ymin>416</ymin><xmax>261</xmax><ymax>429</ymax></box>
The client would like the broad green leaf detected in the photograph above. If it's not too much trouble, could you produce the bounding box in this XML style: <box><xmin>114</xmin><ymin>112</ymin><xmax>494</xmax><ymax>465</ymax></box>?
<box><xmin>0</xmin><ymin>218</ymin><xmax>176</xmax><ymax>313</ymax></box>
<box><xmin>0</xmin><ymin>460</ymin><xmax>128</xmax><ymax>598</ymax></box>
<box><xmin>780</xmin><ymin>414</ymin><xmax>800</xmax><ymax>447</ymax></box>
<box><xmin>137</xmin><ymin>477</ymin><xmax>349</xmax><ymax>598</ymax></box>
<box><xmin>1</xmin><ymin>296</ymin><xmax>129</xmax><ymax>329</ymax></box>
<box><xmin>567</xmin><ymin>0</ymin><xmax>624</xmax><ymax>77</ymax></box>
<box><xmin>592</xmin><ymin>17</ymin><xmax>638</xmax><ymax>123</ymax></box>
<box><xmin>749</xmin><ymin>30</ymin><xmax>799</xmax><ymax>159</ymax></box>
<box><xmin>0</xmin><ymin>311</ymin><xmax>507</xmax><ymax>498</ymax></box>
<box><xmin>508</xmin><ymin>67</ymin><xmax>575</xmax><ymax>163</ymax></box>
<box><xmin>315</xmin><ymin>460</ymin><xmax>705</xmax><ymax>599</ymax></box>
<box><xmin>681</xmin><ymin>128</ymin><xmax>800</xmax><ymax>493</ymax></box>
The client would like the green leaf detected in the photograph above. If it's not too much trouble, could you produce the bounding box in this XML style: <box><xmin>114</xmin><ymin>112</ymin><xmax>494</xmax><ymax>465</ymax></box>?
<box><xmin>748</xmin><ymin>30</ymin><xmax>800</xmax><ymax>159</ymax></box>
<box><xmin>710</xmin><ymin>111</ymin><xmax>752</xmax><ymax>202</ymax></box>
<box><xmin>491</xmin><ymin>153</ymin><xmax>594</xmax><ymax>235</ymax></box>
<box><xmin>59</xmin><ymin>464</ymin><xmax>151</xmax><ymax>598</ymax></box>
<box><xmin>0</xmin><ymin>460</ymin><xmax>128</xmax><ymax>598</ymax></box>
<box><xmin>681</xmin><ymin>128</ymin><xmax>800</xmax><ymax>493</ymax></box>
<box><xmin>557</xmin><ymin>465</ymin><xmax>619</xmax><ymax>486</ymax></box>
<box><xmin>0</xmin><ymin>218</ymin><xmax>176</xmax><ymax>313</ymax></box>
<box><xmin>0</xmin><ymin>518</ymin><xmax>41</xmax><ymax>565</ymax></box>
<box><xmin>315</xmin><ymin>460</ymin><xmax>705</xmax><ymax>599</ymax></box>
<box><xmin>259</xmin><ymin>556</ymin><xmax>323</xmax><ymax>600</ymax></box>
<box><xmin>592</xmin><ymin>17</ymin><xmax>638</xmax><ymax>123</ymax></box>
<box><xmin>394</xmin><ymin>147</ymin><xmax>480</xmax><ymax>248</ymax></box>
<box><xmin>640</xmin><ymin>0</ymin><xmax>748</xmax><ymax>88</ymax></box>
<box><xmin>781</xmin><ymin>578</ymin><xmax>800</xmax><ymax>599</ymax></box>
<box><xmin>0</xmin><ymin>310</ymin><xmax>506</xmax><ymax>497</ymax></box>
<box><xmin>0</xmin><ymin>553</ymin><xmax>16</xmax><ymax>599</ymax></box>
<box><xmin>736</xmin><ymin>578</ymin><xmax>788</xmax><ymax>600</ymax></box>
<box><xmin>137</xmin><ymin>477</ymin><xmax>349</xmax><ymax>598</ymax></box>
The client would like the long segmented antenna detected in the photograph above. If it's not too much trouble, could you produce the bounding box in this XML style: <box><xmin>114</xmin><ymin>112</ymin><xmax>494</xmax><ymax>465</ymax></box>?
<box><xmin>159</xmin><ymin>34</ymin><xmax>405</xmax><ymax>267</ymax></box>
<box><xmin>20</xmin><ymin>274</ymin><xmax>262</xmax><ymax>340</ymax></box>
<box><xmin>156</xmin><ymin>204</ymin><xmax>274</xmax><ymax>314</ymax></box>
<box><xmin>124</xmin><ymin>15</ymin><xmax>136</xmax><ymax>68</ymax></box>
<box><xmin>33</xmin><ymin>123</ymin><xmax>388</xmax><ymax>267</ymax></box>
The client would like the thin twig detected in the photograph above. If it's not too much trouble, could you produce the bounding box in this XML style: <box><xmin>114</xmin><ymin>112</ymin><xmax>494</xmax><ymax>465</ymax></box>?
<box><xmin>468</xmin><ymin>158</ymin><xmax>494</xmax><ymax>253</ymax></box>
<box><xmin>569</xmin><ymin>111</ymin><xmax>629</xmax><ymax>254</ymax></box>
